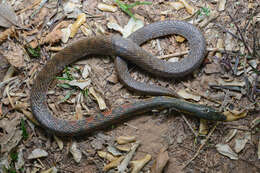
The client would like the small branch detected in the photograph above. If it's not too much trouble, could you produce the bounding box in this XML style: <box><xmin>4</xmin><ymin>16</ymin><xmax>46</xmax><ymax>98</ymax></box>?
<box><xmin>215</xmin><ymin>23</ymin><xmax>242</xmax><ymax>41</ymax></box>
<box><xmin>227</xmin><ymin>11</ymin><xmax>253</xmax><ymax>56</ymax></box>
<box><xmin>158</xmin><ymin>47</ymin><xmax>233</xmax><ymax>59</ymax></box>
<box><xmin>181</xmin><ymin>114</ymin><xmax>198</xmax><ymax>137</ymax></box>
<box><xmin>182</xmin><ymin>122</ymin><xmax>219</xmax><ymax>169</ymax></box>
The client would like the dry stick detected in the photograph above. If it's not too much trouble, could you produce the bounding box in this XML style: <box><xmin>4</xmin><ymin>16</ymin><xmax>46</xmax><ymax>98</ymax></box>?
<box><xmin>227</xmin><ymin>11</ymin><xmax>253</xmax><ymax>56</ymax></box>
<box><xmin>158</xmin><ymin>47</ymin><xmax>230</xmax><ymax>59</ymax></box>
<box><xmin>181</xmin><ymin>114</ymin><xmax>198</xmax><ymax>137</ymax></box>
<box><xmin>215</xmin><ymin>23</ymin><xmax>242</xmax><ymax>41</ymax></box>
<box><xmin>225</xmin><ymin>10</ymin><xmax>260</xmax><ymax>75</ymax></box>
<box><xmin>182</xmin><ymin>122</ymin><xmax>219</xmax><ymax>169</ymax></box>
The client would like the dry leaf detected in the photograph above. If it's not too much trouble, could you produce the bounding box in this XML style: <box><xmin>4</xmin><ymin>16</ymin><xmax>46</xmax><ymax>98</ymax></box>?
<box><xmin>0</xmin><ymin>26</ymin><xmax>15</xmax><ymax>44</ymax></box>
<box><xmin>70</xmin><ymin>13</ymin><xmax>86</xmax><ymax>38</ymax></box>
<box><xmin>234</xmin><ymin>132</ymin><xmax>251</xmax><ymax>153</ymax></box>
<box><xmin>97</xmin><ymin>3</ymin><xmax>117</xmax><ymax>12</ymax></box>
<box><xmin>175</xmin><ymin>35</ymin><xmax>185</xmax><ymax>42</ymax></box>
<box><xmin>53</xmin><ymin>135</ymin><xmax>63</xmax><ymax>150</ymax></box>
<box><xmin>107</xmin><ymin>145</ymin><xmax>122</xmax><ymax>156</ymax></box>
<box><xmin>28</xmin><ymin>148</ymin><xmax>48</xmax><ymax>159</ymax></box>
<box><xmin>177</xmin><ymin>89</ymin><xmax>201</xmax><ymax>101</ymax></box>
<box><xmin>151</xmin><ymin>148</ymin><xmax>169</xmax><ymax>173</ymax></box>
<box><xmin>216</xmin><ymin>143</ymin><xmax>238</xmax><ymax>160</ymax></box>
<box><xmin>42</xmin><ymin>21</ymin><xmax>70</xmax><ymax>45</ymax></box>
<box><xmin>117</xmin><ymin>136</ymin><xmax>136</xmax><ymax>145</ymax></box>
<box><xmin>0</xmin><ymin>115</ymin><xmax>22</xmax><ymax>153</ymax></box>
<box><xmin>3</xmin><ymin>43</ymin><xmax>25</xmax><ymax>68</ymax></box>
<box><xmin>80</xmin><ymin>25</ymin><xmax>93</xmax><ymax>36</ymax></box>
<box><xmin>131</xmin><ymin>154</ymin><xmax>152</xmax><ymax>173</ymax></box>
<box><xmin>0</xmin><ymin>3</ymin><xmax>19</xmax><ymax>27</ymax></box>
<box><xmin>179</xmin><ymin>0</ymin><xmax>196</xmax><ymax>15</ymax></box>
<box><xmin>98</xmin><ymin>151</ymin><xmax>118</xmax><ymax>162</ymax></box>
<box><xmin>82</xmin><ymin>64</ymin><xmax>92</xmax><ymax>78</ymax></box>
<box><xmin>118</xmin><ymin>141</ymin><xmax>140</xmax><ymax>173</ymax></box>
<box><xmin>107</xmin><ymin>17</ymin><xmax>144</xmax><ymax>38</ymax></box>
<box><xmin>70</xmin><ymin>141</ymin><xmax>82</xmax><ymax>163</ymax></box>
<box><xmin>103</xmin><ymin>156</ymin><xmax>124</xmax><ymax>172</ymax></box>
<box><xmin>68</xmin><ymin>79</ymin><xmax>91</xmax><ymax>90</ymax></box>
<box><xmin>89</xmin><ymin>87</ymin><xmax>107</xmax><ymax>110</ymax></box>
<box><xmin>61</xmin><ymin>24</ymin><xmax>72</xmax><ymax>43</ymax></box>
<box><xmin>116</xmin><ymin>145</ymin><xmax>131</xmax><ymax>152</ymax></box>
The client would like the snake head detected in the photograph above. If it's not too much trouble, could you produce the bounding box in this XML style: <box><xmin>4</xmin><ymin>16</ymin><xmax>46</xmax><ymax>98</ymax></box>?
<box><xmin>197</xmin><ymin>106</ymin><xmax>226</xmax><ymax>121</ymax></box>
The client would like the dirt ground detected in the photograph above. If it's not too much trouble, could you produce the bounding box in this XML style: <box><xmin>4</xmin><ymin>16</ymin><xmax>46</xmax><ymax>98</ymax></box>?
<box><xmin>0</xmin><ymin>0</ymin><xmax>260</xmax><ymax>173</ymax></box>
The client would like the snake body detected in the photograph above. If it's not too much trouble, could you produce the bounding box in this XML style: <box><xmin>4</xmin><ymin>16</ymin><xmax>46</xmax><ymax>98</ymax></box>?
<box><xmin>31</xmin><ymin>20</ymin><xmax>225</xmax><ymax>136</ymax></box>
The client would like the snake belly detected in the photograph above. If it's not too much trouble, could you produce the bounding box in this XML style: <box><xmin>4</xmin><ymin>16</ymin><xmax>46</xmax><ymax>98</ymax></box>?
<box><xmin>31</xmin><ymin>20</ymin><xmax>213</xmax><ymax>136</ymax></box>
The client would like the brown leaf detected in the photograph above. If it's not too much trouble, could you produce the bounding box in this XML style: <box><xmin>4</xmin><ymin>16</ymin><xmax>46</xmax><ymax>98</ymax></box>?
<box><xmin>0</xmin><ymin>26</ymin><xmax>15</xmax><ymax>44</ymax></box>
<box><xmin>0</xmin><ymin>114</ymin><xmax>23</xmax><ymax>153</ymax></box>
<box><xmin>4</xmin><ymin>43</ymin><xmax>25</xmax><ymax>68</ymax></box>
<box><xmin>151</xmin><ymin>147</ymin><xmax>169</xmax><ymax>173</ymax></box>
<box><xmin>0</xmin><ymin>3</ymin><xmax>19</xmax><ymax>27</ymax></box>
<box><xmin>41</xmin><ymin>21</ymin><xmax>70</xmax><ymax>45</ymax></box>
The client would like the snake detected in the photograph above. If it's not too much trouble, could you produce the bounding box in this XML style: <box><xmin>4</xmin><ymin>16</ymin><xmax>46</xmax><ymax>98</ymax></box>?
<box><xmin>30</xmin><ymin>20</ymin><xmax>226</xmax><ymax>136</ymax></box>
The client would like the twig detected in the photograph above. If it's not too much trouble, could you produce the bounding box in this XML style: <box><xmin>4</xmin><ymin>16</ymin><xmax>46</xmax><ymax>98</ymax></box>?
<box><xmin>227</xmin><ymin>11</ymin><xmax>253</xmax><ymax>56</ymax></box>
<box><xmin>124</xmin><ymin>122</ymin><xmax>139</xmax><ymax>130</ymax></box>
<box><xmin>181</xmin><ymin>114</ymin><xmax>198</xmax><ymax>137</ymax></box>
<box><xmin>158</xmin><ymin>47</ymin><xmax>233</xmax><ymax>59</ymax></box>
<box><xmin>214</xmin><ymin>23</ymin><xmax>242</xmax><ymax>41</ymax></box>
<box><xmin>182</xmin><ymin>122</ymin><xmax>219</xmax><ymax>169</ymax></box>
<box><xmin>0</xmin><ymin>76</ymin><xmax>18</xmax><ymax>89</ymax></box>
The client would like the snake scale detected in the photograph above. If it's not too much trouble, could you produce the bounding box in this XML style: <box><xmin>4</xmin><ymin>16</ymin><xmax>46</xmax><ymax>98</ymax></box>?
<box><xmin>30</xmin><ymin>20</ymin><xmax>226</xmax><ymax>136</ymax></box>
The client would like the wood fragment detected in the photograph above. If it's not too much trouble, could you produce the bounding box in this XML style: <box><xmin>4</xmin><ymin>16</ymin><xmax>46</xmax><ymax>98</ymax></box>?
<box><xmin>118</xmin><ymin>141</ymin><xmax>140</xmax><ymax>173</ymax></box>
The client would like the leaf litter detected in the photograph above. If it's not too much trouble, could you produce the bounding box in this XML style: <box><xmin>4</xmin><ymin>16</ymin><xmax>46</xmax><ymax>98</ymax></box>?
<box><xmin>0</xmin><ymin>0</ymin><xmax>259</xmax><ymax>172</ymax></box>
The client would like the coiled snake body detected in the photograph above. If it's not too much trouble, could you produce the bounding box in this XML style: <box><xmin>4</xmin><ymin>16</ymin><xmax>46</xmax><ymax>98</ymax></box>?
<box><xmin>30</xmin><ymin>20</ymin><xmax>226</xmax><ymax>136</ymax></box>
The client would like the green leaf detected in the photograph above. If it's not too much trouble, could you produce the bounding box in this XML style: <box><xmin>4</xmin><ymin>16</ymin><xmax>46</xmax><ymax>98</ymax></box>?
<box><xmin>56</xmin><ymin>77</ymin><xmax>71</xmax><ymax>81</ymax></box>
<box><xmin>82</xmin><ymin>88</ymin><xmax>88</xmax><ymax>98</ymax></box>
<box><xmin>57</xmin><ymin>66</ymin><xmax>74</xmax><ymax>81</ymax></box>
<box><xmin>10</xmin><ymin>152</ymin><xmax>18</xmax><ymax>162</ymax></box>
<box><xmin>59</xmin><ymin>90</ymin><xmax>73</xmax><ymax>103</ymax></box>
<box><xmin>20</xmin><ymin>119</ymin><xmax>28</xmax><ymax>140</ymax></box>
<box><xmin>57</xmin><ymin>83</ymin><xmax>73</xmax><ymax>89</ymax></box>
<box><xmin>114</xmin><ymin>0</ymin><xmax>152</xmax><ymax>19</ymax></box>
<box><xmin>26</xmin><ymin>46</ymin><xmax>41</xmax><ymax>58</ymax></box>
<box><xmin>198</xmin><ymin>7</ymin><xmax>210</xmax><ymax>17</ymax></box>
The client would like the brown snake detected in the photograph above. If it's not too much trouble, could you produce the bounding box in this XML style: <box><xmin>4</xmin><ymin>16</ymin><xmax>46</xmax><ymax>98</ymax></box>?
<box><xmin>30</xmin><ymin>20</ymin><xmax>224</xmax><ymax>136</ymax></box>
